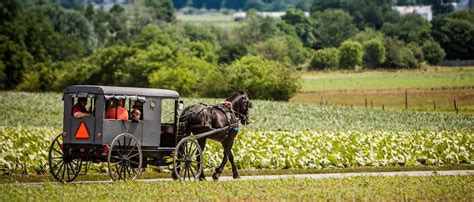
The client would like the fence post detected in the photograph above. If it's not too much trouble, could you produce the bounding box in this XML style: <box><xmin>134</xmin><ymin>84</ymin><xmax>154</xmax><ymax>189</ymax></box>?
<box><xmin>405</xmin><ymin>90</ymin><xmax>408</xmax><ymax>110</ymax></box>
<box><xmin>371</xmin><ymin>100</ymin><xmax>373</xmax><ymax>108</ymax></box>
<box><xmin>365</xmin><ymin>98</ymin><xmax>368</xmax><ymax>108</ymax></box>
<box><xmin>454</xmin><ymin>99</ymin><xmax>458</xmax><ymax>114</ymax></box>
<box><xmin>382</xmin><ymin>104</ymin><xmax>384</xmax><ymax>110</ymax></box>
<box><xmin>433</xmin><ymin>100</ymin><xmax>436</xmax><ymax>111</ymax></box>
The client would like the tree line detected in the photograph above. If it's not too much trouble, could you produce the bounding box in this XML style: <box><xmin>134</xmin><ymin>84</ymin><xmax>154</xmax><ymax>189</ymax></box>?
<box><xmin>1</xmin><ymin>0</ymin><xmax>473</xmax><ymax>100</ymax></box>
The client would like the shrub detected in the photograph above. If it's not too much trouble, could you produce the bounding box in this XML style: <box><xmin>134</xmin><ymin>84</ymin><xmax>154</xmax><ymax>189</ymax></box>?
<box><xmin>310</xmin><ymin>48</ymin><xmax>339</xmax><ymax>70</ymax></box>
<box><xmin>422</xmin><ymin>40</ymin><xmax>446</xmax><ymax>65</ymax></box>
<box><xmin>363</xmin><ymin>39</ymin><xmax>386</xmax><ymax>68</ymax></box>
<box><xmin>226</xmin><ymin>56</ymin><xmax>300</xmax><ymax>101</ymax></box>
<box><xmin>338</xmin><ymin>41</ymin><xmax>363</xmax><ymax>69</ymax></box>
<box><xmin>383</xmin><ymin>38</ymin><xmax>420</xmax><ymax>69</ymax></box>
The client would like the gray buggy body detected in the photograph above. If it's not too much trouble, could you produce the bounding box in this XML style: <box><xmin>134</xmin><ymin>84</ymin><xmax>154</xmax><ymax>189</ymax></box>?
<box><xmin>62</xmin><ymin>85</ymin><xmax>180</xmax><ymax>160</ymax></box>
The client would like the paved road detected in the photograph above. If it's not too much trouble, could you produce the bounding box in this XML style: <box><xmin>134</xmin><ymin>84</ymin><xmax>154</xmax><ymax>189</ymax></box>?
<box><xmin>22</xmin><ymin>170</ymin><xmax>474</xmax><ymax>185</ymax></box>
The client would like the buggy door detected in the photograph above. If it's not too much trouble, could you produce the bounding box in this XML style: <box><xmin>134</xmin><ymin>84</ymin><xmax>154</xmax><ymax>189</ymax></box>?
<box><xmin>65</xmin><ymin>93</ymin><xmax>96</xmax><ymax>144</ymax></box>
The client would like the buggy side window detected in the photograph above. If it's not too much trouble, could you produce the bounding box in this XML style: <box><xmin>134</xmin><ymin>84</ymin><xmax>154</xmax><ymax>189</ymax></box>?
<box><xmin>161</xmin><ymin>99</ymin><xmax>175</xmax><ymax>124</ymax></box>
<box><xmin>104</xmin><ymin>98</ymin><xmax>129</xmax><ymax>121</ymax></box>
<box><xmin>72</xmin><ymin>97</ymin><xmax>95</xmax><ymax>118</ymax></box>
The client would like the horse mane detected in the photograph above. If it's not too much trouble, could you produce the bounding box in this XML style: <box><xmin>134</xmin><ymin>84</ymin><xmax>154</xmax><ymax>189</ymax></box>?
<box><xmin>225</xmin><ymin>91</ymin><xmax>246</xmax><ymax>102</ymax></box>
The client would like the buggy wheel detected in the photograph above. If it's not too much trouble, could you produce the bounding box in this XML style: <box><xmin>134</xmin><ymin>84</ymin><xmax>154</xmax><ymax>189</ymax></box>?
<box><xmin>173</xmin><ymin>138</ymin><xmax>203</xmax><ymax>181</ymax></box>
<box><xmin>107</xmin><ymin>133</ymin><xmax>142</xmax><ymax>181</ymax></box>
<box><xmin>48</xmin><ymin>134</ymin><xmax>82</xmax><ymax>183</ymax></box>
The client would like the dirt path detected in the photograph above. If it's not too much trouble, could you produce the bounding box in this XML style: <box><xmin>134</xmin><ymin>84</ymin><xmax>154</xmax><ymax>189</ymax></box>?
<box><xmin>19</xmin><ymin>170</ymin><xmax>474</xmax><ymax>185</ymax></box>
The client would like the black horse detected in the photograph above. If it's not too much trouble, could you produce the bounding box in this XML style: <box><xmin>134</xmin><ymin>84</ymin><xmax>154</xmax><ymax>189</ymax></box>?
<box><xmin>176</xmin><ymin>91</ymin><xmax>251</xmax><ymax>181</ymax></box>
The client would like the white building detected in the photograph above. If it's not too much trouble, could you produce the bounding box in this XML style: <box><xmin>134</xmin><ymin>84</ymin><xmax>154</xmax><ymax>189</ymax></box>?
<box><xmin>393</xmin><ymin>6</ymin><xmax>433</xmax><ymax>21</ymax></box>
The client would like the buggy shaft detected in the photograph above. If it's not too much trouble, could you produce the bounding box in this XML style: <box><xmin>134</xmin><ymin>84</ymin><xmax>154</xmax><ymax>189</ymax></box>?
<box><xmin>193</xmin><ymin>126</ymin><xmax>230</xmax><ymax>140</ymax></box>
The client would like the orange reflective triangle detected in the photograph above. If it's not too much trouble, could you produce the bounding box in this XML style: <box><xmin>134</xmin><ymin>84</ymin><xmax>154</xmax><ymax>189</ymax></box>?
<box><xmin>75</xmin><ymin>122</ymin><xmax>90</xmax><ymax>139</ymax></box>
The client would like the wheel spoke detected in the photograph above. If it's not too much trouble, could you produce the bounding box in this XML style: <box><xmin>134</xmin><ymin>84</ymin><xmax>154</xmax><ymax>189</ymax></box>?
<box><xmin>112</xmin><ymin>155</ymin><xmax>125</xmax><ymax>161</ymax></box>
<box><xmin>128</xmin><ymin>152</ymin><xmax>140</xmax><ymax>159</ymax></box>
<box><xmin>66</xmin><ymin>163</ymin><xmax>71</xmax><ymax>182</ymax></box>
<box><xmin>51</xmin><ymin>159</ymin><xmax>64</xmax><ymax>171</ymax></box>
<box><xmin>189</xmin><ymin>164</ymin><xmax>196</xmax><ymax>178</ymax></box>
<box><xmin>126</xmin><ymin>145</ymin><xmax>137</xmax><ymax>157</ymax></box>
<box><xmin>53</xmin><ymin>148</ymin><xmax>63</xmax><ymax>155</ymax></box>
<box><xmin>125</xmin><ymin>159</ymin><xmax>139</xmax><ymax>165</ymax></box>
<box><xmin>61</xmin><ymin>162</ymin><xmax>66</xmax><ymax>180</ymax></box>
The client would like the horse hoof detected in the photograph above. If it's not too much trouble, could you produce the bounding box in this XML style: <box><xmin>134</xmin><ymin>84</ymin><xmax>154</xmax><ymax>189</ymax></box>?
<box><xmin>212</xmin><ymin>173</ymin><xmax>219</xmax><ymax>181</ymax></box>
<box><xmin>233</xmin><ymin>174</ymin><xmax>241</xmax><ymax>179</ymax></box>
<box><xmin>171</xmin><ymin>172</ymin><xmax>179</xmax><ymax>181</ymax></box>
<box><xmin>199</xmin><ymin>177</ymin><xmax>207</xmax><ymax>181</ymax></box>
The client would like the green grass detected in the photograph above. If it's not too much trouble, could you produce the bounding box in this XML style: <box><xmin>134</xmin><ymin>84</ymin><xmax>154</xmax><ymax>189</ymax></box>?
<box><xmin>291</xmin><ymin>88</ymin><xmax>474</xmax><ymax>114</ymax></box>
<box><xmin>2</xmin><ymin>165</ymin><xmax>473</xmax><ymax>184</ymax></box>
<box><xmin>302</xmin><ymin>68</ymin><xmax>474</xmax><ymax>92</ymax></box>
<box><xmin>1</xmin><ymin>175</ymin><xmax>473</xmax><ymax>200</ymax></box>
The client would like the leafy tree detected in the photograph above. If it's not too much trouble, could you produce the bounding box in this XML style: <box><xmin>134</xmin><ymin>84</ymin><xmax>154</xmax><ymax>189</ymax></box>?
<box><xmin>144</xmin><ymin>0</ymin><xmax>175</xmax><ymax>23</ymax></box>
<box><xmin>191</xmin><ymin>0</ymin><xmax>205</xmax><ymax>8</ymax></box>
<box><xmin>206</xmin><ymin>0</ymin><xmax>223</xmax><ymax>9</ymax></box>
<box><xmin>383</xmin><ymin>37</ymin><xmax>419</xmax><ymax>69</ymax></box>
<box><xmin>381</xmin><ymin>13</ymin><xmax>431</xmax><ymax>44</ymax></box>
<box><xmin>310</xmin><ymin>48</ymin><xmax>339</xmax><ymax>70</ymax></box>
<box><xmin>186</xmin><ymin>40</ymin><xmax>218</xmax><ymax>63</ymax></box>
<box><xmin>421</xmin><ymin>40</ymin><xmax>445</xmax><ymax>65</ymax></box>
<box><xmin>431</xmin><ymin>10</ymin><xmax>474</xmax><ymax>59</ymax></box>
<box><xmin>148</xmin><ymin>54</ymin><xmax>216</xmax><ymax>97</ymax></box>
<box><xmin>237</xmin><ymin>15</ymin><xmax>279</xmax><ymax>45</ymax></box>
<box><xmin>250</xmin><ymin>35</ymin><xmax>309</xmax><ymax>66</ymax></box>
<box><xmin>218</xmin><ymin>42</ymin><xmax>248</xmax><ymax>64</ymax></box>
<box><xmin>338</xmin><ymin>40</ymin><xmax>363</xmax><ymax>69</ymax></box>
<box><xmin>226</xmin><ymin>55</ymin><xmax>300</xmax><ymax>101</ymax></box>
<box><xmin>224</xmin><ymin>0</ymin><xmax>247</xmax><ymax>10</ymax></box>
<box><xmin>0</xmin><ymin>36</ymin><xmax>32</xmax><ymax>89</ymax></box>
<box><xmin>363</xmin><ymin>39</ymin><xmax>386</xmax><ymax>68</ymax></box>
<box><xmin>183</xmin><ymin>24</ymin><xmax>218</xmax><ymax>43</ymax></box>
<box><xmin>281</xmin><ymin>9</ymin><xmax>316</xmax><ymax>48</ymax></box>
<box><xmin>314</xmin><ymin>9</ymin><xmax>357</xmax><ymax>48</ymax></box>
<box><xmin>351</xmin><ymin>28</ymin><xmax>384</xmax><ymax>43</ymax></box>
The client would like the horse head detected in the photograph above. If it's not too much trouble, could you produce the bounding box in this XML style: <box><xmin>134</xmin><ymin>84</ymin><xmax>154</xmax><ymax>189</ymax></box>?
<box><xmin>225</xmin><ymin>91</ymin><xmax>252</xmax><ymax>125</ymax></box>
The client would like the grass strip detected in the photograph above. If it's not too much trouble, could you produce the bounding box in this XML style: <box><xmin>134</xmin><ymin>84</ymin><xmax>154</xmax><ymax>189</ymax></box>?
<box><xmin>2</xmin><ymin>164</ymin><xmax>473</xmax><ymax>184</ymax></box>
<box><xmin>1</xmin><ymin>175</ymin><xmax>472</xmax><ymax>200</ymax></box>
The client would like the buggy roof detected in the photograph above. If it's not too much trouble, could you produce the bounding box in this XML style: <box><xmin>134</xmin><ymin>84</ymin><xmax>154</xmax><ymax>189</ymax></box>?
<box><xmin>64</xmin><ymin>85</ymin><xmax>179</xmax><ymax>99</ymax></box>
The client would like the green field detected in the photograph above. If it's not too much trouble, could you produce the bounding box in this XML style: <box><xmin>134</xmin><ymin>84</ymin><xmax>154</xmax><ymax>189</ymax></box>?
<box><xmin>301</xmin><ymin>68</ymin><xmax>474</xmax><ymax>92</ymax></box>
<box><xmin>1</xmin><ymin>92</ymin><xmax>473</xmax><ymax>174</ymax></box>
<box><xmin>293</xmin><ymin>68</ymin><xmax>474</xmax><ymax>114</ymax></box>
<box><xmin>176</xmin><ymin>12</ymin><xmax>241</xmax><ymax>28</ymax></box>
<box><xmin>1</xmin><ymin>176</ymin><xmax>472</xmax><ymax>200</ymax></box>
<box><xmin>2</xmin><ymin>92</ymin><xmax>473</xmax><ymax>131</ymax></box>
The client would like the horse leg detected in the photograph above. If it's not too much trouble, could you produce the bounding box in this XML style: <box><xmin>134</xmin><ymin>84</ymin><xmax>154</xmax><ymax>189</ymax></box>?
<box><xmin>212</xmin><ymin>147</ymin><xmax>230</xmax><ymax>181</ymax></box>
<box><xmin>197</xmin><ymin>138</ymin><xmax>207</xmax><ymax>180</ymax></box>
<box><xmin>212</xmin><ymin>134</ymin><xmax>236</xmax><ymax>181</ymax></box>
<box><xmin>228</xmin><ymin>151</ymin><xmax>240</xmax><ymax>179</ymax></box>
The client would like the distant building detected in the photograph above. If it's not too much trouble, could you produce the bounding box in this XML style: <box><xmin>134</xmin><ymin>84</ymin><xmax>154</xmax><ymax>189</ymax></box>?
<box><xmin>233</xmin><ymin>11</ymin><xmax>310</xmax><ymax>21</ymax></box>
<box><xmin>393</xmin><ymin>5</ymin><xmax>432</xmax><ymax>21</ymax></box>
<box><xmin>453</xmin><ymin>0</ymin><xmax>474</xmax><ymax>10</ymax></box>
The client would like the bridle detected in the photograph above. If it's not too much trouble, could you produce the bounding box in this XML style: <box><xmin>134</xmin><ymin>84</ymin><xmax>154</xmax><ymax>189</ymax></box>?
<box><xmin>228</xmin><ymin>95</ymin><xmax>251</xmax><ymax>124</ymax></box>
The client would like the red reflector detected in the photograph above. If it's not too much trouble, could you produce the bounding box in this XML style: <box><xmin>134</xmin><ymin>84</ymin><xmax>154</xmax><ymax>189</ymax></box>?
<box><xmin>80</xmin><ymin>148</ymin><xmax>85</xmax><ymax>152</ymax></box>
<box><xmin>102</xmin><ymin>145</ymin><xmax>110</xmax><ymax>155</ymax></box>
<box><xmin>60</xmin><ymin>144</ymin><xmax>63</xmax><ymax>151</ymax></box>
<box><xmin>75</xmin><ymin>122</ymin><xmax>90</xmax><ymax>140</ymax></box>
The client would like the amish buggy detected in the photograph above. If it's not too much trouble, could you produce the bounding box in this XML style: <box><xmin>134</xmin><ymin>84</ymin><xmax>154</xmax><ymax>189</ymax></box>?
<box><xmin>48</xmin><ymin>85</ymin><xmax>251</xmax><ymax>182</ymax></box>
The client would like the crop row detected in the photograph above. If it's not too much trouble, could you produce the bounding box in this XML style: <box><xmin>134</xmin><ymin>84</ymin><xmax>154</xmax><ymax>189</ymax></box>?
<box><xmin>1</xmin><ymin>127</ymin><xmax>472</xmax><ymax>174</ymax></box>
<box><xmin>2</xmin><ymin>92</ymin><xmax>473</xmax><ymax>132</ymax></box>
